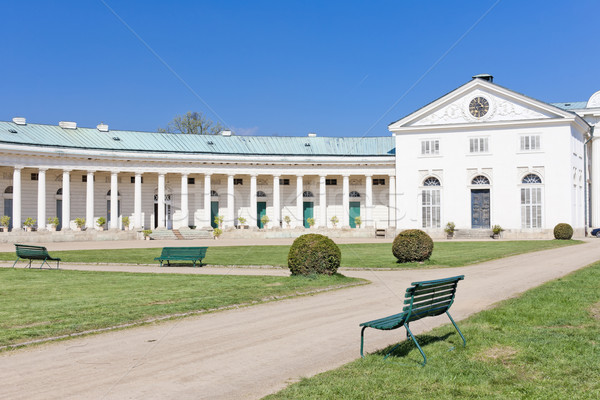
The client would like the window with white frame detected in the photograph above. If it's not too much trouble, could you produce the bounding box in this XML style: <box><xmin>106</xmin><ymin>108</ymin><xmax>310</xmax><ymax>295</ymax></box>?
<box><xmin>521</xmin><ymin>173</ymin><xmax>542</xmax><ymax>228</ymax></box>
<box><xmin>469</xmin><ymin>137</ymin><xmax>489</xmax><ymax>153</ymax></box>
<box><xmin>422</xmin><ymin>177</ymin><xmax>441</xmax><ymax>228</ymax></box>
<box><xmin>420</xmin><ymin>139</ymin><xmax>439</xmax><ymax>155</ymax></box>
<box><xmin>520</xmin><ymin>135</ymin><xmax>540</xmax><ymax>151</ymax></box>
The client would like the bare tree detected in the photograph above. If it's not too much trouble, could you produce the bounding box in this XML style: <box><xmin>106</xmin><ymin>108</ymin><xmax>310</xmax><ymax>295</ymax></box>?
<box><xmin>158</xmin><ymin>111</ymin><xmax>225</xmax><ymax>135</ymax></box>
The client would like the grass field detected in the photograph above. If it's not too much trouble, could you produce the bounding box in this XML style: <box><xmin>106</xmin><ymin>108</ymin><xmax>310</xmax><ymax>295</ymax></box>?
<box><xmin>265</xmin><ymin>263</ymin><xmax>600</xmax><ymax>399</ymax></box>
<box><xmin>0</xmin><ymin>269</ymin><xmax>361</xmax><ymax>348</ymax></box>
<box><xmin>0</xmin><ymin>240</ymin><xmax>581</xmax><ymax>268</ymax></box>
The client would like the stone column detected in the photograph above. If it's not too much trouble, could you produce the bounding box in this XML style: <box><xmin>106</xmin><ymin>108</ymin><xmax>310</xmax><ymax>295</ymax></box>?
<box><xmin>134</xmin><ymin>173</ymin><xmax>143</xmax><ymax>229</ymax></box>
<box><xmin>592</xmin><ymin>138</ymin><xmax>600</xmax><ymax>226</ymax></box>
<box><xmin>227</xmin><ymin>174</ymin><xmax>234</xmax><ymax>228</ymax></box>
<box><xmin>157</xmin><ymin>173</ymin><xmax>166</xmax><ymax>229</ymax></box>
<box><xmin>110</xmin><ymin>172</ymin><xmax>119</xmax><ymax>229</ymax></box>
<box><xmin>296</xmin><ymin>175</ymin><xmax>303</xmax><ymax>228</ymax></box>
<box><xmin>37</xmin><ymin>168</ymin><xmax>47</xmax><ymax>231</ymax></box>
<box><xmin>273</xmin><ymin>175</ymin><xmax>281</xmax><ymax>228</ymax></box>
<box><xmin>319</xmin><ymin>175</ymin><xmax>327</xmax><ymax>227</ymax></box>
<box><xmin>250</xmin><ymin>174</ymin><xmax>257</xmax><ymax>227</ymax></box>
<box><xmin>181</xmin><ymin>173</ymin><xmax>189</xmax><ymax>228</ymax></box>
<box><xmin>204</xmin><ymin>173</ymin><xmax>212</xmax><ymax>228</ymax></box>
<box><xmin>12</xmin><ymin>166</ymin><xmax>22</xmax><ymax>231</ymax></box>
<box><xmin>62</xmin><ymin>170</ymin><xmax>71</xmax><ymax>230</ymax></box>
<box><xmin>342</xmin><ymin>174</ymin><xmax>350</xmax><ymax>227</ymax></box>
<box><xmin>85</xmin><ymin>171</ymin><xmax>95</xmax><ymax>229</ymax></box>
<box><xmin>365</xmin><ymin>174</ymin><xmax>373</xmax><ymax>227</ymax></box>
<box><xmin>388</xmin><ymin>175</ymin><xmax>396</xmax><ymax>228</ymax></box>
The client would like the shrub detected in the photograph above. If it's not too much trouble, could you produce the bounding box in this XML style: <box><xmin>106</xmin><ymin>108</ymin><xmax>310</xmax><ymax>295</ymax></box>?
<box><xmin>142</xmin><ymin>229</ymin><xmax>152</xmax><ymax>237</ymax></box>
<box><xmin>284</xmin><ymin>215</ymin><xmax>291</xmax><ymax>227</ymax></box>
<box><xmin>492</xmin><ymin>224</ymin><xmax>504</xmax><ymax>235</ymax></box>
<box><xmin>306</xmin><ymin>217</ymin><xmax>315</xmax><ymax>227</ymax></box>
<box><xmin>214</xmin><ymin>215</ymin><xmax>224</xmax><ymax>228</ymax></box>
<box><xmin>0</xmin><ymin>215</ymin><xmax>10</xmax><ymax>228</ymax></box>
<box><xmin>122</xmin><ymin>216</ymin><xmax>130</xmax><ymax>228</ymax></box>
<box><xmin>260</xmin><ymin>215</ymin><xmax>270</xmax><ymax>228</ymax></box>
<box><xmin>213</xmin><ymin>227</ymin><xmax>223</xmax><ymax>238</ymax></box>
<box><xmin>24</xmin><ymin>217</ymin><xmax>36</xmax><ymax>228</ymax></box>
<box><xmin>392</xmin><ymin>229</ymin><xmax>434</xmax><ymax>263</ymax></box>
<box><xmin>330</xmin><ymin>216</ymin><xmax>339</xmax><ymax>227</ymax></box>
<box><xmin>237</xmin><ymin>216</ymin><xmax>247</xmax><ymax>225</ymax></box>
<box><xmin>288</xmin><ymin>234</ymin><xmax>341</xmax><ymax>276</ymax></box>
<box><xmin>354</xmin><ymin>216</ymin><xmax>362</xmax><ymax>228</ymax></box>
<box><xmin>553</xmin><ymin>223</ymin><xmax>573</xmax><ymax>240</ymax></box>
<box><xmin>48</xmin><ymin>217</ymin><xmax>59</xmax><ymax>227</ymax></box>
<box><xmin>96</xmin><ymin>217</ymin><xmax>106</xmax><ymax>227</ymax></box>
<box><xmin>74</xmin><ymin>217</ymin><xmax>86</xmax><ymax>228</ymax></box>
<box><xmin>444</xmin><ymin>222</ymin><xmax>455</xmax><ymax>235</ymax></box>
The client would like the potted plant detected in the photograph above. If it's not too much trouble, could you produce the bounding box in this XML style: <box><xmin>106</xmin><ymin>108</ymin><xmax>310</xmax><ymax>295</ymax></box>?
<box><xmin>306</xmin><ymin>217</ymin><xmax>315</xmax><ymax>229</ymax></box>
<box><xmin>214</xmin><ymin>215</ymin><xmax>224</xmax><ymax>229</ymax></box>
<box><xmin>330</xmin><ymin>216</ymin><xmax>339</xmax><ymax>228</ymax></box>
<box><xmin>74</xmin><ymin>217</ymin><xmax>86</xmax><ymax>231</ymax></box>
<box><xmin>445</xmin><ymin>222</ymin><xmax>456</xmax><ymax>239</ymax></box>
<box><xmin>122</xmin><ymin>216</ymin><xmax>130</xmax><ymax>230</ymax></box>
<box><xmin>492</xmin><ymin>225</ymin><xmax>504</xmax><ymax>239</ymax></box>
<box><xmin>143</xmin><ymin>229</ymin><xmax>152</xmax><ymax>240</ymax></box>
<box><xmin>96</xmin><ymin>217</ymin><xmax>106</xmax><ymax>231</ymax></box>
<box><xmin>284</xmin><ymin>215</ymin><xmax>291</xmax><ymax>228</ymax></box>
<box><xmin>23</xmin><ymin>217</ymin><xmax>36</xmax><ymax>232</ymax></box>
<box><xmin>48</xmin><ymin>217</ymin><xmax>59</xmax><ymax>231</ymax></box>
<box><xmin>354</xmin><ymin>216</ymin><xmax>362</xmax><ymax>229</ymax></box>
<box><xmin>0</xmin><ymin>215</ymin><xmax>10</xmax><ymax>232</ymax></box>
<box><xmin>260</xmin><ymin>215</ymin><xmax>270</xmax><ymax>229</ymax></box>
<box><xmin>212</xmin><ymin>227</ymin><xmax>223</xmax><ymax>239</ymax></box>
<box><xmin>237</xmin><ymin>216</ymin><xmax>247</xmax><ymax>229</ymax></box>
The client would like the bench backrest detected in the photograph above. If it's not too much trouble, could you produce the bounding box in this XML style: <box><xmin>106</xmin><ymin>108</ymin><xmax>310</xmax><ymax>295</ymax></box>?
<box><xmin>15</xmin><ymin>244</ymin><xmax>50</xmax><ymax>258</ymax></box>
<box><xmin>403</xmin><ymin>275</ymin><xmax>464</xmax><ymax>323</ymax></box>
<box><xmin>160</xmin><ymin>247</ymin><xmax>208</xmax><ymax>258</ymax></box>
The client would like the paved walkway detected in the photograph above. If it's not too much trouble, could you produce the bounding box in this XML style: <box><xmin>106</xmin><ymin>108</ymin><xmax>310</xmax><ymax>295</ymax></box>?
<box><xmin>1</xmin><ymin>241</ymin><xmax>599</xmax><ymax>399</ymax></box>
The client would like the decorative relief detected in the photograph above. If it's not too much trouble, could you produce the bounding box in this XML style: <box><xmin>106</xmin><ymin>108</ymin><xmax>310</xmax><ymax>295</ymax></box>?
<box><xmin>588</xmin><ymin>90</ymin><xmax>600</xmax><ymax>108</ymax></box>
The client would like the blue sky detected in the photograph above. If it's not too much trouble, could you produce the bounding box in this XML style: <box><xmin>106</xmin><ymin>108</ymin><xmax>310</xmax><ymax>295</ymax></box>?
<box><xmin>1</xmin><ymin>1</ymin><xmax>598</xmax><ymax>137</ymax></box>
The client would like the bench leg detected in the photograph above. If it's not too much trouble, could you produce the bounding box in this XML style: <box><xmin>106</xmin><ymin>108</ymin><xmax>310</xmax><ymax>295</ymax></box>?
<box><xmin>12</xmin><ymin>258</ymin><xmax>20</xmax><ymax>268</ymax></box>
<box><xmin>446</xmin><ymin>311</ymin><xmax>466</xmax><ymax>347</ymax></box>
<box><xmin>360</xmin><ymin>326</ymin><xmax>367</xmax><ymax>358</ymax></box>
<box><xmin>405</xmin><ymin>324</ymin><xmax>427</xmax><ymax>366</ymax></box>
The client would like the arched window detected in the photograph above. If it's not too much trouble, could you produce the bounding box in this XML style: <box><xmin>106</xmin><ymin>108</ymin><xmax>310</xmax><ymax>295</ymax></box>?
<box><xmin>56</xmin><ymin>188</ymin><xmax>62</xmax><ymax>195</ymax></box>
<box><xmin>472</xmin><ymin>175</ymin><xmax>490</xmax><ymax>185</ymax></box>
<box><xmin>521</xmin><ymin>173</ymin><xmax>542</xmax><ymax>228</ymax></box>
<box><xmin>210</xmin><ymin>190</ymin><xmax>219</xmax><ymax>197</ymax></box>
<box><xmin>422</xmin><ymin>177</ymin><xmax>441</xmax><ymax>228</ymax></box>
<box><xmin>256</xmin><ymin>191</ymin><xmax>267</xmax><ymax>198</ymax></box>
<box><xmin>4</xmin><ymin>186</ymin><xmax>13</xmax><ymax>194</ymax></box>
<box><xmin>303</xmin><ymin>191</ymin><xmax>314</xmax><ymax>198</ymax></box>
<box><xmin>106</xmin><ymin>190</ymin><xmax>121</xmax><ymax>196</ymax></box>
<box><xmin>349</xmin><ymin>191</ymin><xmax>361</xmax><ymax>198</ymax></box>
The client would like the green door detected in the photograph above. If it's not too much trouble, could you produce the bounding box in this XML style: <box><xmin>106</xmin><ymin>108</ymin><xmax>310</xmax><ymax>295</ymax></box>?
<box><xmin>257</xmin><ymin>201</ymin><xmax>267</xmax><ymax>228</ymax></box>
<box><xmin>303</xmin><ymin>202</ymin><xmax>313</xmax><ymax>228</ymax></box>
<box><xmin>349</xmin><ymin>201</ymin><xmax>360</xmax><ymax>228</ymax></box>
<box><xmin>211</xmin><ymin>201</ymin><xmax>219</xmax><ymax>228</ymax></box>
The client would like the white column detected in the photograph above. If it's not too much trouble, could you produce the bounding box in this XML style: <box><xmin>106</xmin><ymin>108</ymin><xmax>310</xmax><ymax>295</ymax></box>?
<box><xmin>12</xmin><ymin>167</ymin><xmax>22</xmax><ymax>231</ymax></box>
<box><xmin>273</xmin><ymin>175</ymin><xmax>281</xmax><ymax>228</ymax></box>
<box><xmin>319</xmin><ymin>175</ymin><xmax>327</xmax><ymax>227</ymax></box>
<box><xmin>227</xmin><ymin>174</ymin><xmax>234</xmax><ymax>228</ymax></box>
<box><xmin>342</xmin><ymin>174</ymin><xmax>350</xmax><ymax>227</ymax></box>
<box><xmin>365</xmin><ymin>174</ymin><xmax>373</xmax><ymax>227</ymax></box>
<box><xmin>157</xmin><ymin>173</ymin><xmax>165</xmax><ymax>229</ymax></box>
<box><xmin>592</xmin><ymin>138</ymin><xmax>600</xmax><ymax>226</ymax></box>
<box><xmin>250</xmin><ymin>174</ymin><xmax>257</xmax><ymax>227</ymax></box>
<box><xmin>37</xmin><ymin>168</ymin><xmax>47</xmax><ymax>231</ymax></box>
<box><xmin>62</xmin><ymin>170</ymin><xmax>71</xmax><ymax>230</ymax></box>
<box><xmin>134</xmin><ymin>172</ymin><xmax>143</xmax><ymax>229</ymax></box>
<box><xmin>110</xmin><ymin>172</ymin><xmax>119</xmax><ymax>229</ymax></box>
<box><xmin>296</xmin><ymin>175</ymin><xmax>304</xmax><ymax>228</ymax></box>
<box><xmin>388</xmin><ymin>175</ymin><xmax>396</xmax><ymax>228</ymax></box>
<box><xmin>181</xmin><ymin>173</ymin><xmax>189</xmax><ymax>228</ymax></box>
<box><xmin>85</xmin><ymin>171</ymin><xmax>95</xmax><ymax>229</ymax></box>
<box><xmin>204</xmin><ymin>174</ymin><xmax>212</xmax><ymax>228</ymax></box>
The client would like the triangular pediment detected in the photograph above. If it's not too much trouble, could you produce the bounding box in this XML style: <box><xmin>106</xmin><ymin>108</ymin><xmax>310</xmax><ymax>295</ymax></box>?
<box><xmin>389</xmin><ymin>79</ymin><xmax>577</xmax><ymax>131</ymax></box>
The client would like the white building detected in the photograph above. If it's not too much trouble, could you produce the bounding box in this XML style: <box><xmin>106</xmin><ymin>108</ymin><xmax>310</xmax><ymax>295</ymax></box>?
<box><xmin>1</xmin><ymin>75</ymin><xmax>599</xmax><ymax>238</ymax></box>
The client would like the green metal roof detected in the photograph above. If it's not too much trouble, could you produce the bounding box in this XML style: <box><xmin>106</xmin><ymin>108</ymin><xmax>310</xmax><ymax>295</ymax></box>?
<box><xmin>0</xmin><ymin>121</ymin><xmax>395</xmax><ymax>157</ymax></box>
<box><xmin>551</xmin><ymin>102</ymin><xmax>588</xmax><ymax>111</ymax></box>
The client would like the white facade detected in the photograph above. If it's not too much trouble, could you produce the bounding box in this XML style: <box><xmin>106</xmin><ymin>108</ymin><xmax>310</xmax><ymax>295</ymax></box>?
<box><xmin>1</xmin><ymin>76</ymin><xmax>599</xmax><ymax>238</ymax></box>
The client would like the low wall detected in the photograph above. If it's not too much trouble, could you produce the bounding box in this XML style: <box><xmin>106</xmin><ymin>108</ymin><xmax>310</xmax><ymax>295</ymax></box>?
<box><xmin>0</xmin><ymin>229</ymin><xmax>140</xmax><ymax>243</ymax></box>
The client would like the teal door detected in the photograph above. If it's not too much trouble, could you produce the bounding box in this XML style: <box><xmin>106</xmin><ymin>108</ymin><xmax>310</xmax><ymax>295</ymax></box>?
<box><xmin>56</xmin><ymin>199</ymin><xmax>62</xmax><ymax>231</ymax></box>
<box><xmin>211</xmin><ymin>201</ymin><xmax>219</xmax><ymax>228</ymax></box>
<box><xmin>257</xmin><ymin>201</ymin><xmax>267</xmax><ymax>228</ymax></box>
<box><xmin>303</xmin><ymin>202</ymin><xmax>313</xmax><ymax>228</ymax></box>
<box><xmin>107</xmin><ymin>200</ymin><xmax>121</xmax><ymax>226</ymax></box>
<box><xmin>349</xmin><ymin>201</ymin><xmax>360</xmax><ymax>228</ymax></box>
<box><xmin>4</xmin><ymin>199</ymin><xmax>12</xmax><ymax>230</ymax></box>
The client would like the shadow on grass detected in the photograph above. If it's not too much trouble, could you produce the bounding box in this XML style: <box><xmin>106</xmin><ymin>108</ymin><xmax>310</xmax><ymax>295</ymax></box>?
<box><xmin>372</xmin><ymin>332</ymin><xmax>454</xmax><ymax>365</ymax></box>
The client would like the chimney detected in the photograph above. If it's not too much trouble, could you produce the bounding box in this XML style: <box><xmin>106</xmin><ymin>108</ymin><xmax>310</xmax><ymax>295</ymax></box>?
<box><xmin>221</xmin><ymin>130</ymin><xmax>232</xmax><ymax>136</ymax></box>
<box><xmin>97</xmin><ymin>123</ymin><xmax>109</xmax><ymax>132</ymax></box>
<box><xmin>472</xmin><ymin>73</ymin><xmax>493</xmax><ymax>83</ymax></box>
<box><xmin>12</xmin><ymin>117</ymin><xmax>26</xmax><ymax>125</ymax></box>
<box><xmin>308</xmin><ymin>132</ymin><xmax>317</xmax><ymax>137</ymax></box>
<box><xmin>59</xmin><ymin>121</ymin><xmax>77</xmax><ymax>129</ymax></box>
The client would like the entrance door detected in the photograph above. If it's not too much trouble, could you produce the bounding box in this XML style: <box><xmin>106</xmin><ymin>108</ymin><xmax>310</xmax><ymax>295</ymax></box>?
<box><xmin>471</xmin><ymin>189</ymin><xmax>491</xmax><ymax>229</ymax></box>
<box><xmin>257</xmin><ymin>201</ymin><xmax>267</xmax><ymax>228</ymax></box>
<box><xmin>211</xmin><ymin>201</ymin><xmax>219</xmax><ymax>228</ymax></box>
<box><xmin>303</xmin><ymin>202</ymin><xmax>313</xmax><ymax>228</ymax></box>
<box><xmin>349</xmin><ymin>201</ymin><xmax>360</xmax><ymax>228</ymax></box>
<box><xmin>107</xmin><ymin>200</ymin><xmax>121</xmax><ymax>227</ymax></box>
<box><xmin>4</xmin><ymin>199</ymin><xmax>13</xmax><ymax>230</ymax></box>
<box><xmin>56</xmin><ymin>199</ymin><xmax>62</xmax><ymax>231</ymax></box>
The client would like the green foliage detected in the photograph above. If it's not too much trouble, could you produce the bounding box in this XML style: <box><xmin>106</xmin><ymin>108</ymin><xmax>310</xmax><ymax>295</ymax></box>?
<box><xmin>306</xmin><ymin>217</ymin><xmax>315</xmax><ymax>227</ymax></box>
<box><xmin>553</xmin><ymin>223</ymin><xmax>573</xmax><ymax>240</ymax></box>
<box><xmin>287</xmin><ymin>234</ymin><xmax>341</xmax><ymax>275</ymax></box>
<box><xmin>492</xmin><ymin>224</ymin><xmax>504</xmax><ymax>235</ymax></box>
<box><xmin>74</xmin><ymin>217</ymin><xmax>86</xmax><ymax>228</ymax></box>
<box><xmin>330</xmin><ymin>216</ymin><xmax>339</xmax><ymax>227</ymax></box>
<box><xmin>142</xmin><ymin>229</ymin><xmax>152</xmax><ymax>237</ymax></box>
<box><xmin>213</xmin><ymin>227</ymin><xmax>223</xmax><ymax>238</ymax></box>
<box><xmin>444</xmin><ymin>222</ymin><xmax>455</xmax><ymax>235</ymax></box>
<box><xmin>260</xmin><ymin>214</ymin><xmax>270</xmax><ymax>227</ymax></box>
<box><xmin>96</xmin><ymin>217</ymin><xmax>106</xmax><ymax>227</ymax></box>
<box><xmin>47</xmin><ymin>217</ymin><xmax>59</xmax><ymax>227</ymax></box>
<box><xmin>284</xmin><ymin>215</ymin><xmax>292</xmax><ymax>227</ymax></box>
<box><xmin>158</xmin><ymin>111</ymin><xmax>225</xmax><ymax>135</ymax></box>
<box><xmin>0</xmin><ymin>215</ymin><xmax>10</xmax><ymax>228</ymax></box>
<box><xmin>392</xmin><ymin>229</ymin><xmax>434</xmax><ymax>263</ymax></box>
<box><xmin>214</xmin><ymin>215</ymin><xmax>224</xmax><ymax>228</ymax></box>
<box><xmin>354</xmin><ymin>216</ymin><xmax>362</xmax><ymax>227</ymax></box>
<box><xmin>23</xmin><ymin>217</ymin><xmax>36</xmax><ymax>228</ymax></box>
<box><xmin>122</xmin><ymin>216</ymin><xmax>130</xmax><ymax>228</ymax></box>
<box><xmin>237</xmin><ymin>216</ymin><xmax>247</xmax><ymax>225</ymax></box>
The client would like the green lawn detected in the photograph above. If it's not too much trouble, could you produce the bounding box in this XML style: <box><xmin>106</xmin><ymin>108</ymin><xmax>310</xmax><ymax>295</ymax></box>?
<box><xmin>0</xmin><ymin>269</ymin><xmax>361</xmax><ymax>348</ymax></box>
<box><xmin>0</xmin><ymin>240</ymin><xmax>581</xmax><ymax>268</ymax></box>
<box><xmin>265</xmin><ymin>263</ymin><xmax>600</xmax><ymax>400</ymax></box>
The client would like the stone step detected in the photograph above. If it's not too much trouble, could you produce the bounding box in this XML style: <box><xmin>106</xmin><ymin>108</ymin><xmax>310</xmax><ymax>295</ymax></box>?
<box><xmin>172</xmin><ymin>229</ymin><xmax>184</xmax><ymax>240</ymax></box>
<box><xmin>149</xmin><ymin>228</ymin><xmax>212</xmax><ymax>240</ymax></box>
<box><xmin>453</xmin><ymin>229</ymin><xmax>494</xmax><ymax>239</ymax></box>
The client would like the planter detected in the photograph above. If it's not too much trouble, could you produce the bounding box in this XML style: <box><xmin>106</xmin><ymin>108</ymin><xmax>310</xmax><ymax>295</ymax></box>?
<box><xmin>0</xmin><ymin>227</ymin><xmax>8</xmax><ymax>232</ymax></box>
<box><xmin>492</xmin><ymin>234</ymin><xmax>499</xmax><ymax>239</ymax></box>
<box><xmin>97</xmin><ymin>227</ymin><xmax>105</xmax><ymax>231</ymax></box>
<box><xmin>145</xmin><ymin>236</ymin><xmax>151</xmax><ymax>241</ymax></box>
<box><xmin>25</xmin><ymin>227</ymin><xmax>33</xmax><ymax>232</ymax></box>
<box><xmin>49</xmin><ymin>226</ymin><xmax>57</xmax><ymax>232</ymax></box>
<box><xmin>446</xmin><ymin>234</ymin><xmax>454</xmax><ymax>239</ymax></box>
<box><xmin>74</xmin><ymin>227</ymin><xmax>82</xmax><ymax>232</ymax></box>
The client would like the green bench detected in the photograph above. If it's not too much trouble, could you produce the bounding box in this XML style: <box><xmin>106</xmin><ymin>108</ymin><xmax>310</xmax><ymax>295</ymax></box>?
<box><xmin>13</xmin><ymin>244</ymin><xmax>61</xmax><ymax>269</ymax></box>
<box><xmin>360</xmin><ymin>275</ymin><xmax>465</xmax><ymax>366</ymax></box>
<box><xmin>154</xmin><ymin>247</ymin><xmax>208</xmax><ymax>267</ymax></box>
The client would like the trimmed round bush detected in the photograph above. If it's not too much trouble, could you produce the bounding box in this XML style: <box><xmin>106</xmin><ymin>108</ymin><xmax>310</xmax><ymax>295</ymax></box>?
<box><xmin>288</xmin><ymin>234</ymin><xmax>341</xmax><ymax>275</ymax></box>
<box><xmin>392</xmin><ymin>229</ymin><xmax>434</xmax><ymax>263</ymax></box>
<box><xmin>553</xmin><ymin>223</ymin><xmax>573</xmax><ymax>240</ymax></box>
